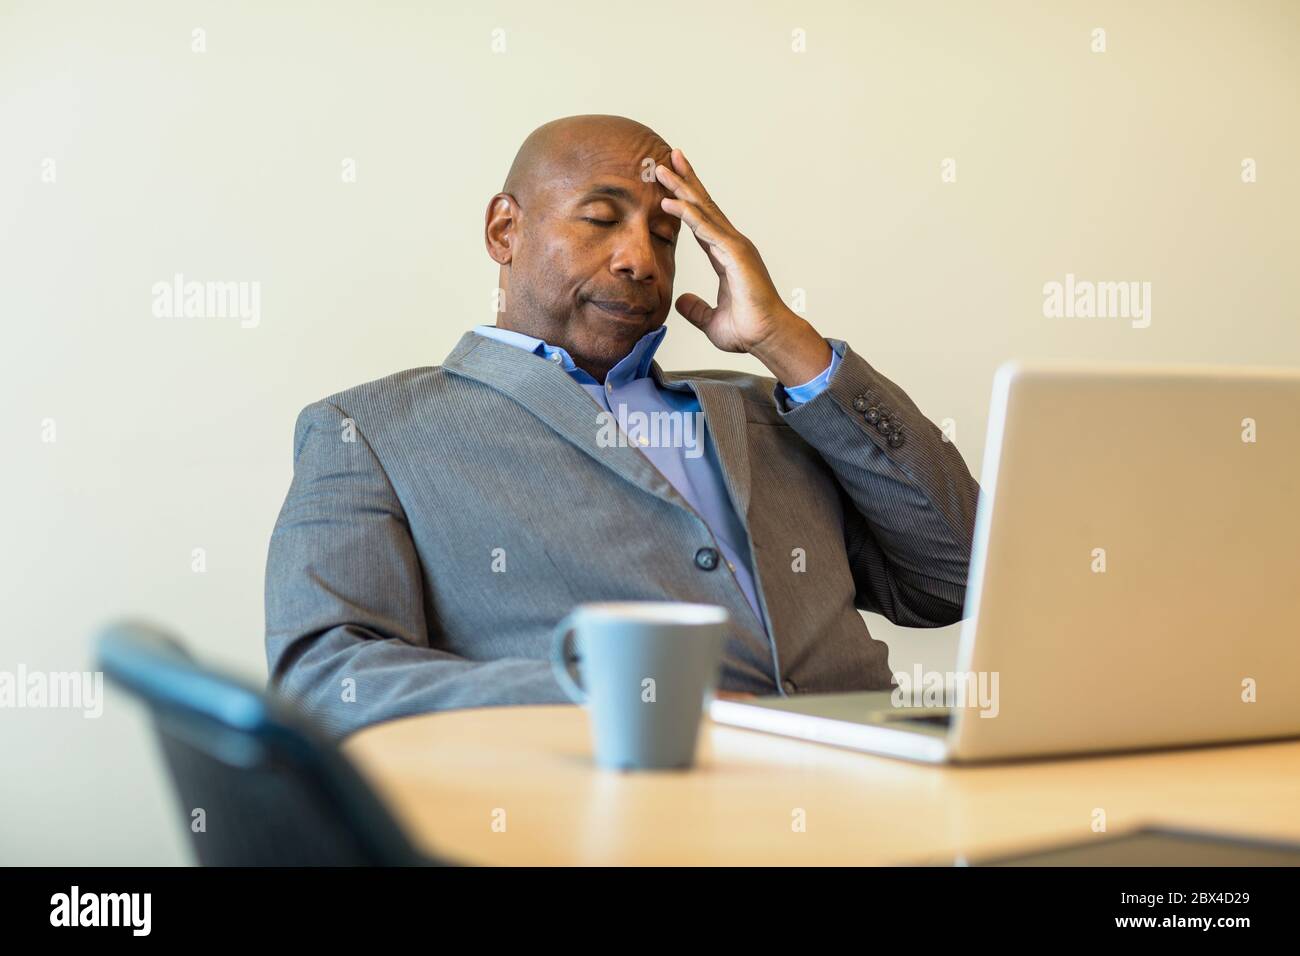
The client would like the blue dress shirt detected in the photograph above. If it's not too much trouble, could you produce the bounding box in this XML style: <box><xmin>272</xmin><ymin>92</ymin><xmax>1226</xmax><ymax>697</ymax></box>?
<box><xmin>472</xmin><ymin>323</ymin><xmax>842</xmax><ymax>629</ymax></box>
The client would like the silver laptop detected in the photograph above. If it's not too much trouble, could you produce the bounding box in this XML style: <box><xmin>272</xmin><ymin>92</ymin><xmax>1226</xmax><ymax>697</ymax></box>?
<box><xmin>710</xmin><ymin>360</ymin><xmax>1300</xmax><ymax>763</ymax></box>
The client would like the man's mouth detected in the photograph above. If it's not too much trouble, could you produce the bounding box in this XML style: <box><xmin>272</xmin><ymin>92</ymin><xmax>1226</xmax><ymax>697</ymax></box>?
<box><xmin>586</xmin><ymin>299</ymin><xmax>654</xmax><ymax>319</ymax></box>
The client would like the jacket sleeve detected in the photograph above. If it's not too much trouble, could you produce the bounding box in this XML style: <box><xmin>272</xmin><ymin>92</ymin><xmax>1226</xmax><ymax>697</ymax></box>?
<box><xmin>775</xmin><ymin>340</ymin><xmax>980</xmax><ymax>627</ymax></box>
<box><xmin>264</xmin><ymin>399</ymin><xmax>569</xmax><ymax>740</ymax></box>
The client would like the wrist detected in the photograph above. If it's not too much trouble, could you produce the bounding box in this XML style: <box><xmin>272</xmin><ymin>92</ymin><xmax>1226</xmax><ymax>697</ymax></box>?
<box><xmin>748</xmin><ymin>311</ymin><xmax>833</xmax><ymax>387</ymax></box>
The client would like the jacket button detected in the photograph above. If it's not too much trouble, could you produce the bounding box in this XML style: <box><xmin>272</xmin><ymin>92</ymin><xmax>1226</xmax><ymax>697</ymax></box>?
<box><xmin>782</xmin><ymin>679</ymin><xmax>797</xmax><ymax>694</ymax></box>
<box><xmin>694</xmin><ymin>547</ymin><xmax>720</xmax><ymax>571</ymax></box>
<box><xmin>887</xmin><ymin>430</ymin><xmax>905</xmax><ymax>448</ymax></box>
<box><xmin>864</xmin><ymin>406</ymin><xmax>881</xmax><ymax>425</ymax></box>
<box><xmin>851</xmin><ymin>395</ymin><xmax>870</xmax><ymax>412</ymax></box>
<box><xmin>876</xmin><ymin>417</ymin><xmax>896</xmax><ymax>436</ymax></box>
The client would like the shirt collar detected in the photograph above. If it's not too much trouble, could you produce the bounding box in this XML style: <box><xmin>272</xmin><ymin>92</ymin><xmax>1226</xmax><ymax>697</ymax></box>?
<box><xmin>472</xmin><ymin>323</ymin><xmax>667</xmax><ymax>386</ymax></box>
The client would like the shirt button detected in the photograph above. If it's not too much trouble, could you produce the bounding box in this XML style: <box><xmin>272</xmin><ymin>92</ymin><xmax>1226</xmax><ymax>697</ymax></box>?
<box><xmin>694</xmin><ymin>547</ymin><xmax>720</xmax><ymax>571</ymax></box>
<box><xmin>726</xmin><ymin>561</ymin><xmax>736</xmax><ymax>572</ymax></box>
<box><xmin>782</xmin><ymin>679</ymin><xmax>797</xmax><ymax>694</ymax></box>
<box><xmin>605</xmin><ymin>382</ymin><xmax>614</xmax><ymax>394</ymax></box>
<box><xmin>636</xmin><ymin>435</ymin><xmax>649</xmax><ymax>446</ymax></box>
<box><xmin>548</xmin><ymin>352</ymin><xmax>563</xmax><ymax>364</ymax></box>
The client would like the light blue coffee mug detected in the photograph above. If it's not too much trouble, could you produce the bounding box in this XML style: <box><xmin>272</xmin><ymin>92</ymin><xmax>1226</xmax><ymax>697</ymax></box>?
<box><xmin>550</xmin><ymin>601</ymin><xmax>729</xmax><ymax>770</ymax></box>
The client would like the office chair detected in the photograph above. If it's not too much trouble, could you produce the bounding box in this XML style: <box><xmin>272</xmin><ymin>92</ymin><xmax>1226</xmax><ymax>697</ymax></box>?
<box><xmin>95</xmin><ymin>619</ymin><xmax>445</xmax><ymax>866</ymax></box>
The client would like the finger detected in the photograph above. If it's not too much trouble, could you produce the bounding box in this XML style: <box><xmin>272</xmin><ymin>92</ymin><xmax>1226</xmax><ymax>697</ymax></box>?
<box><xmin>671</xmin><ymin>147</ymin><xmax>694</xmax><ymax>177</ymax></box>
<box><xmin>674</xmin><ymin>292</ymin><xmax>715</xmax><ymax>330</ymax></box>
<box><xmin>654</xmin><ymin>156</ymin><xmax>711</xmax><ymax>211</ymax></box>
<box><xmin>670</xmin><ymin>148</ymin><xmax>711</xmax><ymax>205</ymax></box>
<box><xmin>663</xmin><ymin>198</ymin><xmax>729</xmax><ymax>277</ymax></box>
<box><xmin>661</xmin><ymin>149</ymin><xmax>737</xmax><ymax>231</ymax></box>
<box><xmin>660</xmin><ymin>197</ymin><xmax>734</xmax><ymax>275</ymax></box>
<box><xmin>656</xmin><ymin>165</ymin><xmax>733</xmax><ymax>236</ymax></box>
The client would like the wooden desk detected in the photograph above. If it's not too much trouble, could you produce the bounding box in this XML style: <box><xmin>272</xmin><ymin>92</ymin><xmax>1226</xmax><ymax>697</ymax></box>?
<box><xmin>343</xmin><ymin>705</ymin><xmax>1300</xmax><ymax>865</ymax></box>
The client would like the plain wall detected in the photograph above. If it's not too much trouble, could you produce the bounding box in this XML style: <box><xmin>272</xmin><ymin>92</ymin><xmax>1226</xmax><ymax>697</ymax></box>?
<box><xmin>2</xmin><ymin>0</ymin><xmax>1297</xmax><ymax>864</ymax></box>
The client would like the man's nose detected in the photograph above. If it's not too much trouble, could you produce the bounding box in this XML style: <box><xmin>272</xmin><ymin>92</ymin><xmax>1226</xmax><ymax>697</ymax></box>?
<box><xmin>609</xmin><ymin>228</ymin><xmax>657</xmax><ymax>283</ymax></box>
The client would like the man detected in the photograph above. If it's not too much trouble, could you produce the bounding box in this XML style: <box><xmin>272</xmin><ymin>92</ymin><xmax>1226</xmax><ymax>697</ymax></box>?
<box><xmin>265</xmin><ymin>114</ymin><xmax>980</xmax><ymax>739</ymax></box>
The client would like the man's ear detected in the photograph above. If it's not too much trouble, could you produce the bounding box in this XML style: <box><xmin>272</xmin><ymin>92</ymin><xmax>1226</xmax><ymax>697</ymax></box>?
<box><xmin>484</xmin><ymin>193</ymin><xmax>519</xmax><ymax>265</ymax></box>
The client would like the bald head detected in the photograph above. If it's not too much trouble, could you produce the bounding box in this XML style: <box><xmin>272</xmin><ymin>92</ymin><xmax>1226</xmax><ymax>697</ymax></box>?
<box><xmin>484</xmin><ymin>114</ymin><xmax>680</xmax><ymax>383</ymax></box>
<box><xmin>502</xmin><ymin>114</ymin><xmax>670</xmax><ymax>209</ymax></box>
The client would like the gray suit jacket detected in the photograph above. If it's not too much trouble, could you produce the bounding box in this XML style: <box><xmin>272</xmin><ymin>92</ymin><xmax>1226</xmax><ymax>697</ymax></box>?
<box><xmin>265</xmin><ymin>331</ymin><xmax>980</xmax><ymax>738</ymax></box>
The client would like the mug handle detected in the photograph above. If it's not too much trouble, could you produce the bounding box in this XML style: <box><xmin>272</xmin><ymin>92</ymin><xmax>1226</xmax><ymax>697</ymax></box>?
<box><xmin>549</xmin><ymin>613</ymin><xmax>588</xmax><ymax>704</ymax></box>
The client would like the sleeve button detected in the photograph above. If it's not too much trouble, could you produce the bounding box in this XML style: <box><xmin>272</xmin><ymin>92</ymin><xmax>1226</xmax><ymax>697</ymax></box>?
<box><xmin>864</xmin><ymin>406</ymin><xmax>882</xmax><ymax>424</ymax></box>
<box><xmin>887</xmin><ymin>430</ymin><xmax>906</xmax><ymax>448</ymax></box>
<box><xmin>851</xmin><ymin>395</ymin><xmax>870</xmax><ymax>412</ymax></box>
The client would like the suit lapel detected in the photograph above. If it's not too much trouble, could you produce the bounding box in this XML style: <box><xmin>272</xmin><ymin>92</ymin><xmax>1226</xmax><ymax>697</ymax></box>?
<box><xmin>442</xmin><ymin>332</ymin><xmax>756</xmax><ymax>531</ymax></box>
<box><xmin>657</xmin><ymin>366</ymin><xmax>753</xmax><ymax>527</ymax></box>
<box><xmin>442</xmin><ymin>332</ymin><xmax>694</xmax><ymax>514</ymax></box>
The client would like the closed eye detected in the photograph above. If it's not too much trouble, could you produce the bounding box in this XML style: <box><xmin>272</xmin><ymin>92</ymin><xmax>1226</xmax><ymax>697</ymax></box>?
<box><xmin>583</xmin><ymin>218</ymin><xmax>675</xmax><ymax>246</ymax></box>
